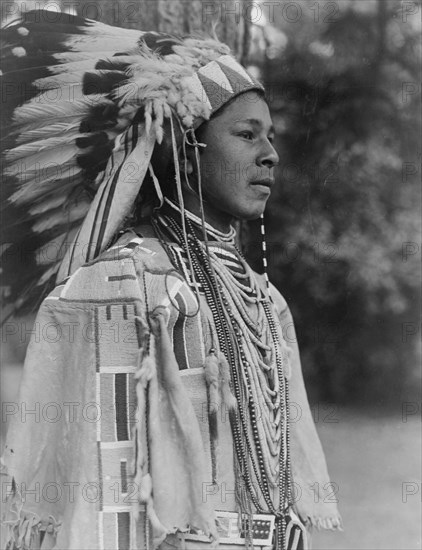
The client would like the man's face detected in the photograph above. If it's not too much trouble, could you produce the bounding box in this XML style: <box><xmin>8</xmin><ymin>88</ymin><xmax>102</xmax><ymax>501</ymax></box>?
<box><xmin>196</xmin><ymin>91</ymin><xmax>279</xmax><ymax>226</ymax></box>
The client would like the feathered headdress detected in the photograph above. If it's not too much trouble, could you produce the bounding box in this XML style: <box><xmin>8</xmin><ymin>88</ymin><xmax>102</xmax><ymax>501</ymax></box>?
<box><xmin>1</xmin><ymin>9</ymin><xmax>264</xmax><ymax>319</ymax></box>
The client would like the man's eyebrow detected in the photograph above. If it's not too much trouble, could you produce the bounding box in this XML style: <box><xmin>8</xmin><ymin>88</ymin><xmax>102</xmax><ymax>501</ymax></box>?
<box><xmin>234</xmin><ymin>118</ymin><xmax>275</xmax><ymax>134</ymax></box>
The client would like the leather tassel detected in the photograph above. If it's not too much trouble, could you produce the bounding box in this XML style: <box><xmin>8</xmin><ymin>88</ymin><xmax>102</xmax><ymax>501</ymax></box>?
<box><xmin>204</xmin><ymin>349</ymin><xmax>220</xmax><ymax>414</ymax></box>
<box><xmin>204</xmin><ymin>349</ymin><xmax>219</xmax><ymax>483</ymax></box>
<box><xmin>217</xmin><ymin>352</ymin><xmax>237</xmax><ymax>412</ymax></box>
<box><xmin>139</xmin><ymin>473</ymin><xmax>168</xmax><ymax>534</ymax></box>
<box><xmin>284</xmin><ymin>346</ymin><xmax>293</xmax><ymax>380</ymax></box>
<box><xmin>132</xmin><ymin>376</ymin><xmax>146</xmax><ymax>523</ymax></box>
<box><xmin>139</xmin><ymin>472</ymin><xmax>153</xmax><ymax>502</ymax></box>
<box><xmin>135</xmin><ymin>352</ymin><xmax>156</xmax><ymax>387</ymax></box>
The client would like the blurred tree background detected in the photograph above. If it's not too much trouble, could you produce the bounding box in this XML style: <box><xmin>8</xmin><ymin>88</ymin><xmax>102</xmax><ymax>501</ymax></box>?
<box><xmin>245</xmin><ymin>0</ymin><xmax>421</xmax><ymax>406</ymax></box>
<box><xmin>2</xmin><ymin>0</ymin><xmax>420</xmax><ymax>408</ymax></box>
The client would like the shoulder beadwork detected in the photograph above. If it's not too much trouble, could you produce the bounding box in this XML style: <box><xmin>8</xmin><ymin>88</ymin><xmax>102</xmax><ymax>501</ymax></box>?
<box><xmin>45</xmin><ymin>232</ymin><xmax>172</xmax><ymax>304</ymax></box>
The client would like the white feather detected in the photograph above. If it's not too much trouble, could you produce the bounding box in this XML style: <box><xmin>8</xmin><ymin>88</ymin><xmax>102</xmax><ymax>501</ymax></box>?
<box><xmin>9</xmin><ymin>166</ymin><xmax>83</xmax><ymax>205</ymax></box>
<box><xmin>29</xmin><ymin>195</ymin><xmax>71</xmax><ymax>216</ymax></box>
<box><xmin>66</xmin><ymin>35</ymin><xmax>140</xmax><ymax>54</ymax></box>
<box><xmin>35</xmin><ymin>227</ymin><xmax>80</xmax><ymax>268</ymax></box>
<box><xmin>15</xmin><ymin>123</ymin><xmax>81</xmax><ymax>144</ymax></box>
<box><xmin>13</xmin><ymin>98</ymin><xmax>94</xmax><ymax>125</ymax></box>
<box><xmin>36</xmin><ymin>264</ymin><xmax>59</xmax><ymax>286</ymax></box>
<box><xmin>32</xmin><ymin>201</ymin><xmax>90</xmax><ymax>233</ymax></box>
<box><xmin>6</xmin><ymin>133</ymin><xmax>88</xmax><ymax>161</ymax></box>
<box><xmin>5</xmin><ymin>144</ymin><xmax>80</xmax><ymax>177</ymax></box>
<box><xmin>37</xmin><ymin>55</ymin><xmax>141</xmax><ymax>76</ymax></box>
<box><xmin>53</xmin><ymin>51</ymin><xmax>113</xmax><ymax>63</ymax></box>
<box><xmin>34</xmin><ymin>69</ymin><xmax>123</xmax><ymax>91</ymax></box>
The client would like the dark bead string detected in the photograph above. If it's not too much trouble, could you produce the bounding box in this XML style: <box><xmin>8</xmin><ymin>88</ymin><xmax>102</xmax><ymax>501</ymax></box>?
<box><xmin>153</xmin><ymin>212</ymin><xmax>293</xmax><ymax>550</ymax></box>
<box><xmin>140</xmin><ymin>271</ymin><xmax>153</xmax><ymax>550</ymax></box>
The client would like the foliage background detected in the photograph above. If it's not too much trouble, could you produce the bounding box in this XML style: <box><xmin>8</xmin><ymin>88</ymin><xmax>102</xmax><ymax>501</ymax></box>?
<box><xmin>2</xmin><ymin>0</ymin><xmax>419</xmax><ymax>407</ymax></box>
<box><xmin>244</xmin><ymin>0</ymin><xmax>421</xmax><ymax>408</ymax></box>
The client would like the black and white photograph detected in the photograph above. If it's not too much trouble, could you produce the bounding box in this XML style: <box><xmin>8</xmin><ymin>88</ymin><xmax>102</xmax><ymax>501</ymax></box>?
<box><xmin>1</xmin><ymin>1</ymin><xmax>420</xmax><ymax>549</ymax></box>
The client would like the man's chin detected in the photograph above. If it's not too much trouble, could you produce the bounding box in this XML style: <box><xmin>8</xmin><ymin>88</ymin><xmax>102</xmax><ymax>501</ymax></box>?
<box><xmin>241</xmin><ymin>206</ymin><xmax>267</xmax><ymax>221</ymax></box>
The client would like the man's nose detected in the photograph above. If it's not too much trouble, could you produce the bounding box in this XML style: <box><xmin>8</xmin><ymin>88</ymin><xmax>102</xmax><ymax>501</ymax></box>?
<box><xmin>258</xmin><ymin>141</ymin><xmax>280</xmax><ymax>169</ymax></box>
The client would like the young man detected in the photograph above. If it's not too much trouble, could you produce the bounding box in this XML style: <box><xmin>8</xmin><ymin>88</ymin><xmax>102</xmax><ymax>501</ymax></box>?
<box><xmin>1</xmin><ymin>11</ymin><xmax>341</xmax><ymax>550</ymax></box>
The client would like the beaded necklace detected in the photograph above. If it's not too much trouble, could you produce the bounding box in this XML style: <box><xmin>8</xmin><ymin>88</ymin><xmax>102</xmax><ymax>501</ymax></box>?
<box><xmin>152</xmin><ymin>210</ymin><xmax>294</xmax><ymax>550</ymax></box>
<box><xmin>163</xmin><ymin>197</ymin><xmax>237</xmax><ymax>244</ymax></box>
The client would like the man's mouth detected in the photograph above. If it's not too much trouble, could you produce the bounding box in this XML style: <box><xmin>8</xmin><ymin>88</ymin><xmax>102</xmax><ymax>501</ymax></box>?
<box><xmin>251</xmin><ymin>178</ymin><xmax>274</xmax><ymax>189</ymax></box>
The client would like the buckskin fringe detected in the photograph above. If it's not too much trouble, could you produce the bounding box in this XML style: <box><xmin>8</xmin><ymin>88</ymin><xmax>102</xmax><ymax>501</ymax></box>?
<box><xmin>2</xmin><ymin>504</ymin><xmax>61</xmax><ymax>550</ymax></box>
<box><xmin>306</xmin><ymin>514</ymin><xmax>343</xmax><ymax>531</ymax></box>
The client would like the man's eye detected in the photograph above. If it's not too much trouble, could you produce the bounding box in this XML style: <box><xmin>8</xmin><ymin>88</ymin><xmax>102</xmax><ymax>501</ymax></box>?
<box><xmin>239</xmin><ymin>131</ymin><xmax>254</xmax><ymax>140</ymax></box>
<box><xmin>268</xmin><ymin>135</ymin><xmax>275</xmax><ymax>144</ymax></box>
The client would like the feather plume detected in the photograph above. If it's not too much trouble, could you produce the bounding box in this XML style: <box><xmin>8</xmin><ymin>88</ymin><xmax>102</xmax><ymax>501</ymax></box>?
<box><xmin>9</xmin><ymin>168</ymin><xmax>83</xmax><ymax>205</ymax></box>
<box><xmin>5</xmin><ymin>144</ymin><xmax>80</xmax><ymax>177</ymax></box>
<box><xmin>37</xmin><ymin>264</ymin><xmax>60</xmax><ymax>286</ymax></box>
<box><xmin>1</xmin><ymin>8</ymin><xmax>242</xmax><ymax>318</ymax></box>
<box><xmin>28</xmin><ymin>195</ymin><xmax>73</xmax><ymax>216</ymax></box>
<box><xmin>12</xmin><ymin>97</ymin><xmax>101</xmax><ymax>125</ymax></box>
<box><xmin>5</xmin><ymin>133</ymin><xmax>89</xmax><ymax>162</ymax></box>
<box><xmin>3</xmin><ymin>58</ymin><xmax>96</xmax><ymax>79</ymax></box>
<box><xmin>31</xmin><ymin>202</ymin><xmax>90</xmax><ymax>234</ymax></box>
<box><xmin>34</xmin><ymin>228</ymin><xmax>80</xmax><ymax>267</ymax></box>
<box><xmin>54</xmin><ymin>51</ymin><xmax>123</xmax><ymax>63</ymax></box>
<box><xmin>14</xmin><ymin>122</ymin><xmax>81</xmax><ymax>144</ymax></box>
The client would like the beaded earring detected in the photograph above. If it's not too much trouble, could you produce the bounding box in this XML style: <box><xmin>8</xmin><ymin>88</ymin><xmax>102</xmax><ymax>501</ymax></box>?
<box><xmin>260</xmin><ymin>213</ymin><xmax>272</xmax><ymax>301</ymax></box>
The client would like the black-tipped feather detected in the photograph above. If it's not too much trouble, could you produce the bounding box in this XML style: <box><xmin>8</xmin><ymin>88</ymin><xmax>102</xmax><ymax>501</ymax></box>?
<box><xmin>1</xmin><ymin>9</ymin><xmax>144</xmax><ymax>318</ymax></box>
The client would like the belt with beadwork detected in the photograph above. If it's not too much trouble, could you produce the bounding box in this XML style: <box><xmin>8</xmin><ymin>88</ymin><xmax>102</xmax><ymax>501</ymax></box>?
<box><xmin>181</xmin><ymin>510</ymin><xmax>308</xmax><ymax>550</ymax></box>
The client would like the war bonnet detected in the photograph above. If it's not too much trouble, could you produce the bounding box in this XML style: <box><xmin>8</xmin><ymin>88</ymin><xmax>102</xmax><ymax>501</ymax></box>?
<box><xmin>1</xmin><ymin>10</ymin><xmax>264</xmax><ymax>313</ymax></box>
